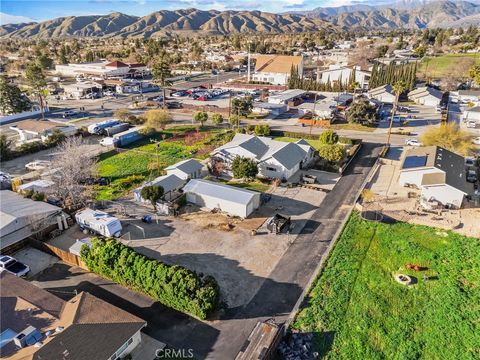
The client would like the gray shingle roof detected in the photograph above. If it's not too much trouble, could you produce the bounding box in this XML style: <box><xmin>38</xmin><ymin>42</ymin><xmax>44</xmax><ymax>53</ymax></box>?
<box><xmin>271</xmin><ymin>142</ymin><xmax>307</xmax><ymax>170</ymax></box>
<box><xmin>183</xmin><ymin>179</ymin><xmax>259</xmax><ymax>205</ymax></box>
<box><xmin>165</xmin><ymin>159</ymin><xmax>203</xmax><ymax>174</ymax></box>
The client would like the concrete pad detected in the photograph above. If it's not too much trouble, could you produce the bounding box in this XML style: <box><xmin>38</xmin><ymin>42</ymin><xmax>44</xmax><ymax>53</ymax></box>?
<box><xmin>130</xmin><ymin>332</ymin><xmax>166</xmax><ymax>360</ymax></box>
<box><xmin>13</xmin><ymin>247</ymin><xmax>58</xmax><ymax>277</ymax></box>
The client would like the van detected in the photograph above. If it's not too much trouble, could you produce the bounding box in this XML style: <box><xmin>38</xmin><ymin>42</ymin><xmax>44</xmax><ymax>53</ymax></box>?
<box><xmin>467</xmin><ymin>121</ymin><xmax>477</xmax><ymax>128</ymax></box>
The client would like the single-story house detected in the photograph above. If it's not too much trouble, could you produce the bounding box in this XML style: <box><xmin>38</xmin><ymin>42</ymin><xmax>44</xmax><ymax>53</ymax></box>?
<box><xmin>9</xmin><ymin>119</ymin><xmax>77</xmax><ymax>144</ymax></box>
<box><xmin>297</xmin><ymin>100</ymin><xmax>336</xmax><ymax>118</ymax></box>
<box><xmin>399</xmin><ymin>146</ymin><xmax>473</xmax><ymax>208</ymax></box>
<box><xmin>252</xmin><ymin>102</ymin><xmax>288</xmax><ymax>117</ymax></box>
<box><xmin>165</xmin><ymin>159</ymin><xmax>203</xmax><ymax>180</ymax></box>
<box><xmin>0</xmin><ymin>190</ymin><xmax>67</xmax><ymax>251</ymax></box>
<box><xmin>182</xmin><ymin>179</ymin><xmax>261</xmax><ymax>217</ymax></box>
<box><xmin>212</xmin><ymin>134</ymin><xmax>315</xmax><ymax>180</ymax></box>
<box><xmin>408</xmin><ymin>86</ymin><xmax>443</xmax><ymax>107</ymax></box>
<box><xmin>368</xmin><ymin>84</ymin><xmax>396</xmax><ymax>104</ymax></box>
<box><xmin>17</xmin><ymin>179</ymin><xmax>54</xmax><ymax>194</ymax></box>
<box><xmin>0</xmin><ymin>272</ymin><xmax>146</xmax><ymax>360</ymax></box>
<box><xmin>133</xmin><ymin>174</ymin><xmax>185</xmax><ymax>202</ymax></box>
<box><xmin>462</xmin><ymin>106</ymin><xmax>480</xmax><ymax>123</ymax></box>
<box><xmin>268</xmin><ymin>89</ymin><xmax>307</xmax><ymax>106</ymax></box>
<box><xmin>457</xmin><ymin>90</ymin><xmax>480</xmax><ymax>103</ymax></box>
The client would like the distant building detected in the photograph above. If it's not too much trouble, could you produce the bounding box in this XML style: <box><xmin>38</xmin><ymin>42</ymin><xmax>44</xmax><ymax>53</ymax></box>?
<box><xmin>457</xmin><ymin>90</ymin><xmax>480</xmax><ymax>103</ymax></box>
<box><xmin>462</xmin><ymin>106</ymin><xmax>480</xmax><ymax>124</ymax></box>
<box><xmin>0</xmin><ymin>272</ymin><xmax>146</xmax><ymax>360</ymax></box>
<box><xmin>318</xmin><ymin>65</ymin><xmax>371</xmax><ymax>89</ymax></box>
<box><xmin>408</xmin><ymin>86</ymin><xmax>443</xmax><ymax>107</ymax></box>
<box><xmin>399</xmin><ymin>146</ymin><xmax>473</xmax><ymax>208</ymax></box>
<box><xmin>252</xmin><ymin>55</ymin><xmax>304</xmax><ymax>85</ymax></box>
<box><xmin>55</xmin><ymin>60</ymin><xmax>148</xmax><ymax>79</ymax></box>
<box><xmin>368</xmin><ymin>84</ymin><xmax>396</xmax><ymax>104</ymax></box>
<box><xmin>9</xmin><ymin>119</ymin><xmax>77</xmax><ymax>144</ymax></box>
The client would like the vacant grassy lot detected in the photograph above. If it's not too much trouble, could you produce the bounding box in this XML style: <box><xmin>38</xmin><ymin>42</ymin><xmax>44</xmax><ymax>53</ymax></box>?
<box><xmin>293</xmin><ymin>212</ymin><xmax>480</xmax><ymax>359</ymax></box>
<box><xmin>95</xmin><ymin>126</ymin><xmax>234</xmax><ymax>200</ymax></box>
<box><xmin>419</xmin><ymin>53</ymin><xmax>480</xmax><ymax>79</ymax></box>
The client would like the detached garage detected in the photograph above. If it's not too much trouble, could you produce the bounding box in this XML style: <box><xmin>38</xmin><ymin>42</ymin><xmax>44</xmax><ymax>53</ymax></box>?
<box><xmin>182</xmin><ymin>179</ymin><xmax>261</xmax><ymax>218</ymax></box>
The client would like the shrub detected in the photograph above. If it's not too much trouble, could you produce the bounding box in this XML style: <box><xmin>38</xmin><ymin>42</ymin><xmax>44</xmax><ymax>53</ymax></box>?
<box><xmin>23</xmin><ymin>189</ymin><xmax>34</xmax><ymax>198</ymax></box>
<box><xmin>246</xmin><ymin>124</ymin><xmax>254</xmax><ymax>134</ymax></box>
<box><xmin>254</xmin><ymin>124</ymin><xmax>271</xmax><ymax>136</ymax></box>
<box><xmin>117</xmin><ymin>175</ymin><xmax>145</xmax><ymax>190</ymax></box>
<box><xmin>232</xmin><ymin>156</ymin><xmax>258</xmax><ymax>179</ymax></box>
<box><xmin>31</xmin><ymin>191</ymin><xmax>46</xmax><ymax>201</ymax></box>
<box><xmin>319</xmin><ymin>130</ymin><xmax>339</xmax><ymax>145</ymax></box>
<box><xmin>81</xmin><ymin>238</ymin><xmax>219</xmax><ymax>319</ymax></box>
<box><xmin>211</xmin><ymin>113</ymin><xmax>224</xmax><ymax>125</ymax></box>
<box><xmin>318</xmin><ymin>144</ymin><xmax>346</xmax><ymax>163</ymax></box>
<box><xmin>283</xmin><ymin>131</ymin><xmax>318</xmax><ymax>140</ymax></box>
<box><xmin>194</xmin><ymin>111</ymin><xmax>209</xmax><ymax>127</ymax></box>
<box><xmin>140</xmin><ymin>185</ymin><xmax>164</xmax><ymax>209</ymax></box>
<box><xmin>338</xmin><ymin>136</ymin><xmax>353</xmax><ymax>145</ymax></box>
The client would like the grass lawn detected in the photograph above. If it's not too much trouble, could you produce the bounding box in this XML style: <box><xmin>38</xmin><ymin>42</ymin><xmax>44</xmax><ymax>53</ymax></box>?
<box><xmin>329</xmin><ymin>122</ymin><xmax>377</xmax><ymax>132</ymax></box>
<box><xmin>95</xmin><ymin>126</ymin><xmax>234</xmax><ymax>200</ymax></box>
<box><xmin>293</xmin><ymin>212</ymin><xmax>480</xmax><ymax>359</ymax></box>
<box><xmin>206</xmin><ymin>176</ymin><xmax>271</xmax><ymax>193</ymax></box>
<box><xmin>419</xmin><ymin>53</ymin><xmax>480</xmax><ymax>79</ymax></box>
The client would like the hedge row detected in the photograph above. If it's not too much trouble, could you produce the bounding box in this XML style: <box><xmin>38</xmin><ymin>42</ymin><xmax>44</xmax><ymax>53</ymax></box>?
<box><xmin>81</xmin><ymin>238</ymin><xmax>219</xmax><ymax>319</ymax></box>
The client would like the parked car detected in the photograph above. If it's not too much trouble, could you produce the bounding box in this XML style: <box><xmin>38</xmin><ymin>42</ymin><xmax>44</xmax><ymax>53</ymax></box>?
<box><xmin>467</xmin><ymin>169</ymin><xmax>478</xmax><ymax>183</ymax></box>
<box><xmin>392</xmin><ymin>115</ymin><xmax>402</xmax><ymax>123</ymax></box>
<box><xmin>103</xmin><ymin>90</ymin><xmax>115</xmax><ymax>96</ymax></box>
<box><xmin>472</xmin><ymin>137</ymin><xmax>480</xmax><ymax>145</ymax></box>
<box><xmin>0</xmin><ymin>256</ymin><xmax>30</xmax><ymax>277</ymax></box>
<box><xmin>405</xmin><ymin>138</ymin><xmax>422</xmax><ymax>147</ymax></box>
<box><xmin>465</xmin><ymin>157</ymin><xmax>476</xmax><ymax>168</ymax></box>
<box><xmin>166</xmin><ymin>102</ymin><xmax>182</xmax><ymax>109</ymax></box>
<box><xmin>172</xmin><ymin>90</ymin><xmax>187</xmax><ymax>97</ymax></box>
<box><xmin>62</xmin><ymin>110</ymin><xmax>78</xmax><ymax>118</ymax></box>
<box><xmin>25</xmin><ymin>160</ymin><xmax>51</xmax><ymax>171</ymax></box>
<box><xmin>152</xmin><ymin>96</ymin><xmax>164</xmax><ymax>102</ymax></box>
<box><xmin>467</xmin><ymin>121</ymin><xmax>477</xmax><ymax>128</ymax></box>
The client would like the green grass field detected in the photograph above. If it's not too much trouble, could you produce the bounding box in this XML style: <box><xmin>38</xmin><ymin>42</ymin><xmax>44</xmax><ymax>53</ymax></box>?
<box><xmin>419</xmin><ymin>53</ymin><xmax>480</xmax><ymax>79</ymax></box>
<box><xmin>293</xmin><ymin>212</ymin><xmax>480</xmax><ymax>359</ymax></box>
<box><xmin>95</xmin><ymin>126</ymin><xmax>234</xmax><ymax>200</ymax></box>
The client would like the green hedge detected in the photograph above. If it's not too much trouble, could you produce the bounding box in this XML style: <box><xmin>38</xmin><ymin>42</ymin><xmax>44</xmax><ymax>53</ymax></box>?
<box><xmin>81</xmin><ymin>238</ymin><xmax>219</xmax><ymax>319</ymax></box>
<box><xmin>282</xmin><ymin>131</ymin><xmax>319</xmax><ymax>140</ymax></box>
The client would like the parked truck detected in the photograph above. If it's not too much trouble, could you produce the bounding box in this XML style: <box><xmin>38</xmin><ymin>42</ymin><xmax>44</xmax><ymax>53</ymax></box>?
<box><xmin>75</xmin><ymin>208</ymin><xmax>122</xmax><ymax>237</ymax></box>
<box><xmin>87</xmin><ymin>119</ymin><xmax>120</xmax><ymax>135</ymax></box>
<box><xmin>99</xmin><ymin>127</ymin><xmax>143</xmax><ymax>147</ymax></box>
<box><xmin>104</xmin><ymin>122</ymin><xmax>130</xmax><ymax>136</ymax></box>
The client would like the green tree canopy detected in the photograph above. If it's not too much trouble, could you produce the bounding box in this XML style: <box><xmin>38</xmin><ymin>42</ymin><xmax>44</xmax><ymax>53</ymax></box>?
<box><xmin>141</xmin><ymin>185</ymin><xmax>164</xmax><ymax>209</ymax></box>
<box><xmin>318</xmin><ymin>144</ymin><xmax>346</xmax><ymax>162</ymax></box>
<box><xmin>211</xmin><ymin>113</ymin><xmax>224</xmax><ymax>125</ymax></box>
<box><xmin>346</xmin><ymin>98</ymin><xmax>378</xmax><ymax>125</ymax></box>
<box><xmin>232</xmin><ymin>156</ymin><xmax>258</xmax><ymax>180</ymax></box>
<box><xmin>231</xmin><ymin>96</ymin><xmax>253</xmax><ymax>117</ymax></box>
<box><xmin>319</xmin><ymin>130</ymin><xmax>339</xmax><ymax>145</ymax></box>
<box><xmin>0</xmin><ymin>76</ymin><xmax>30</xmax><ymax>115</ymax></box>
<box><xmin>144</xmin><ymin>109</ymin><xmax>172</xmax><ymax>130</ymax></box>
<box><xmin>193</xmin><ymin>111</ymin><xmax>208</xmax><ymax>127</ymax></box>
<box><xmin>420</xmin><ymin>123</ymin><xmax>473</xmax><ymax>156</ymax></box>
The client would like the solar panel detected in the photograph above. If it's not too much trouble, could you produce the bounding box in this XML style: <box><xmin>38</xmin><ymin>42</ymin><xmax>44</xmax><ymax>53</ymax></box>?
<box><xmin>403</xmin><ymin>156</ymin><xmax>427</xmax><ymax>169</ymax></box>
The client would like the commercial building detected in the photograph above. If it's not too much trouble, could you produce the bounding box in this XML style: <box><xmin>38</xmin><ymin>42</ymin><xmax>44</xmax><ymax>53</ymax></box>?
<box><xmin>55</xmin><ymin>60</ymin><xmax>148</xmax><ymax>79</ymax></box>
<box><xmin>212</xmin><ymin>134</ymin><xmax>315</xmax><ymax>180</ymax></box>
<box><xmin>0</xmin><ymin>272</ymin><xmax>146</xmax><ymax>360</ymax></box>
<box><xmin>399</xmin><ymin>146</ymin><xmax>473</xmax><ymax>208</ymax></box>
<box><xmin>182</xmin><ymin>179</ymin><xmax>261</xmax><ymax>218</ymax></box>
<box><xmin>318</xmin><ymin>65</ymin><xmax>371</xmax><ymax>89</ymax></box>
<box><xmin>252</xmin><ymin>55</ymin><xmax>304</xmax><ymax>85</ymax></box>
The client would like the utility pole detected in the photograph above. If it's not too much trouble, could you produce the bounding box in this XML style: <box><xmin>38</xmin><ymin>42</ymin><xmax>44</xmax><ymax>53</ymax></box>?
<box><xmin>247</xmin><ymin>43</ymin><xmax>251</xmax><ymax>83</ymax></box>
<box><xmin>386</xmin><ymin>92</ymin><xmax>399</xmax><ymax>147</ymax></box>
<box><xmin>310</xmin><ymin>92</ymin><xmax>318</xmax><ymax>136</ymax></box>
<box><xmin>150</xmin><ymin>139</ymin><xmax>162</xmax><ymax>176</ymax></box>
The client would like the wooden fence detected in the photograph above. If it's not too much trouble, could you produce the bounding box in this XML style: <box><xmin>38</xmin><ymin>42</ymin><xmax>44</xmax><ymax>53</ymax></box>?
<box><xmin>29</xmin><ymin>238</ymin><xmax>88</xmax><ymax>270</ymax></box>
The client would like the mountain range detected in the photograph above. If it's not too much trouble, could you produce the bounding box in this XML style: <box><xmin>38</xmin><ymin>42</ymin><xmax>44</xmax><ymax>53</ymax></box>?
<box><xmin>0</xmin><ymin>1</ymin><xmax>478</xmax><ymax>39</ymax></box>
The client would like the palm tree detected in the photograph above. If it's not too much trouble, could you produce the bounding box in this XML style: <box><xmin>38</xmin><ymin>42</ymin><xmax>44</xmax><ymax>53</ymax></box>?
<box><xmin>386</xmin><ymin>81</ymin><xmax>407</xmax><ymax>147</ymax></box>
<box><xmin>151</xmin><ymin>53</ymin><xmax>172</xmax><ymax>109</ymax></box>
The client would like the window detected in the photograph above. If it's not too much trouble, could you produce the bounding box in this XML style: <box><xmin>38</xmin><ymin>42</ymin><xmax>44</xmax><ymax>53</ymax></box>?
<box><xmin>266</xmin><ymin>167</ymin><xmax>277</xmax><ymax>172</ymax></box>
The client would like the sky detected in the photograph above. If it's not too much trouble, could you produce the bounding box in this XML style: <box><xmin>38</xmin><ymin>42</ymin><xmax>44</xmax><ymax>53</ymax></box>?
<box><xmin>0</xmin><ymin>0</ymin><xmax>386</xmax><ymax>24</ymax></box>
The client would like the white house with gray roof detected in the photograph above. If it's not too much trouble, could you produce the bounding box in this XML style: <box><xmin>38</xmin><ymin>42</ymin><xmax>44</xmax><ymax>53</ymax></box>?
<box><xmin>133</xmin><ymin>174</ymin><xmax>185</xmax><ymax>202</ymax></box>
<box><xmin>212</xmin><ymin>134</ymin><xmax>314</xmax><ymax>180</ymax></box>
<box><xmin>165</xmin><ymin>158</ymin><xmax>203</xmax><ymax>180</ymax></box>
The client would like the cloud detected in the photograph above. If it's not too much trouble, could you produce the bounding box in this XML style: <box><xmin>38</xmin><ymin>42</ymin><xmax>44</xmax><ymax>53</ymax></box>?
<box><xmin>0</xmin><ymin>12</ymin><xmax>36</xmax><ymax>25</ymax></box>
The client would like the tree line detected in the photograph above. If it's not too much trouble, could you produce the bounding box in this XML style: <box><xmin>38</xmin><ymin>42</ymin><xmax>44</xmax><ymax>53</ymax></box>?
<box><xmin>369</xmin><ymin>62</ymin><xmax>417</xmax><ymax>90</ymax></box>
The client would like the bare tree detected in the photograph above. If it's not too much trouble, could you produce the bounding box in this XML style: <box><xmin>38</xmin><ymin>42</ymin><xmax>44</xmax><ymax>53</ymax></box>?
<box><xmin>50</xmin><ymin>136</ymin><xmax>97</xmax><ymax>209</ymax></box>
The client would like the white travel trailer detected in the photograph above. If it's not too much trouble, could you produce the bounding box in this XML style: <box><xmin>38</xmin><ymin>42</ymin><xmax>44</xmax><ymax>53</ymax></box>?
<box><xmin>75</xmin><ymin>208</ymin><xmax>122</xmax><ymax>237</ymax></box>
<box><xmin>87</xmin><ymin>119</ymin><xmax>120</xmax><ymax>135</ymax></box>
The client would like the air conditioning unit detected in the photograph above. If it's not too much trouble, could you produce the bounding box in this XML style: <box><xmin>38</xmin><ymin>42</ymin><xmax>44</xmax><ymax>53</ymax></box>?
<box><xmin>13</xmin><ymin>326</ymin><xmax>42</xmax><ymax>348</ymax></box>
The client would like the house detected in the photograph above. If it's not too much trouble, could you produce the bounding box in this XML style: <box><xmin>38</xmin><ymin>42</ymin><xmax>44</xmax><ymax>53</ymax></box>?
<box><xmin>212</xmin><ymin>134</ymin><xmax>315</xmax><ymax>180</ymax></box>
<box><xmin>297</xmin><ymin>99</ymin><xmax>336</xmax><ymax>119</ymax></box>
<box><xmin>55</xmin><ymin>60</ymin><xmax>148</xmax><ymax>79</ymax></box>
<box><xmin>9</xmin><ymin>119</ymin><xmax>77</xmax><ymax>144</ymax></box>
<box><xmin>252</xmin><ymin>102</ymin><xmax>288</xmax><ymax>117</ymax></box>
<box><xmin>182</xmin><ymin>179</ymin><xmax>261</xmax><ymax>217</ymax></box>
<box><xmin>368</xmin><ymin>84</ymin><xmax>396</xmax><ymax>104</ymax></box>
<box><xmin>268</xmin><ymin>89</ymin><xmax>307</xmax><ymax>106</ymax></box>
<box><xmin>252</xmin><ymin>55</ymin><xmax>304</xmax><ymax>85</ymax></box>
<box><xmin>165</xmin><ymin>159</ymin><xmax>203</xmax><ymax>180</ymax></box>
<box><xmin>318</xmin><ymin>65</ymin><xmax>371</xmax><ymax>89</ymax></box>
<box><xmin>462</xmin><ymin>106</ymin><xmax>480</xmax><ymax>123</ymax></box>
<box><xmin>0</xmin><ymin>190</ymin><xmax>67</xmax><ymax>251</ymax></box>
<box><xmin>408</xmin><ymin>86</ymin><xmax>443</xmax><ymax>107</ymax></box>
<box><xmin>399</xmin><ymin>146</ymin><xmax>473</xmax><ymax>208</ymax></box>
<box><xmin>133</xmin><ymin>174</ymin><xmax>185</xmax><ymax>202</ymax></box>
<box><xmin>0</xmin><ymin>272</ymin><xmax>146</xmax><ymax>360</ymax></box>
<box><xmin>457</xmin><ymin>90</ymin><xmax>480</xmax><ymax>103</ymax></box>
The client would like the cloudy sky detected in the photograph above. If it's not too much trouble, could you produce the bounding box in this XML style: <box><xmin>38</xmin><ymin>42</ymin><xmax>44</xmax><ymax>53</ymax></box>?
<box><xmin>0</xmin><ymin>0</ymin><xmax>387</xmax><ymax>24</ymax></box>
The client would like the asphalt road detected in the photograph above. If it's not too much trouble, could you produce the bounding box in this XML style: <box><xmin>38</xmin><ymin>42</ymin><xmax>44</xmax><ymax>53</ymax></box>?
<box><xmin>31</xmin><ymin>142</ymin><xmax>381</xmax><ymax>360</ymax></box>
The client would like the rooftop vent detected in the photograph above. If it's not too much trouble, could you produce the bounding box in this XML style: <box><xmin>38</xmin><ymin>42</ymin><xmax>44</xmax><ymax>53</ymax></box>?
<box><xmin>13</xmin><ymin>326</ymin><xmax>42</xmax><ymax>348</ymax></box>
